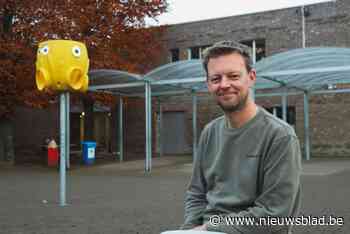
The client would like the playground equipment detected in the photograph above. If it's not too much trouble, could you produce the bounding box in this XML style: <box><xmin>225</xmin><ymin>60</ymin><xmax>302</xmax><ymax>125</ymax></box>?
<box><xmin>35</xmin><ymin>40</ymin><xmax>89</xmax><ymax>206</ymax></box>
<box><xmin>36</xmin><ymin>40</ymin><xmax>89</xmax><ymax>92</ymax></box>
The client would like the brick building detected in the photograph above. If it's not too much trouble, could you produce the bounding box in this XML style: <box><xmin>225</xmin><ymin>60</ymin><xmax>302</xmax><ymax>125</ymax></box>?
<box><xmin>156</xmin><ymin>0</ymin><xmax>350</xmax><ymax>158</ymax></box>
<box><xmin>4</xmin><ymin>0</ymin><xmax>350</xmax><ymax>163</ymax></box>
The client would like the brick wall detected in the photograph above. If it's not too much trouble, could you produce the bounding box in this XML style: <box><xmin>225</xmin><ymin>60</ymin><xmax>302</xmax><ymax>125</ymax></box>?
<box><xmin>11</xmin><ymin>97</ymin><xmax>158</xmax><ymax>163</ymax></box>
<box><xmin>10</xmin><ymin>0</ymin><xmax>350</xmax><ymax>161</ymax></box>
<box><xmin>161</xmin><ymin>1</ymin><xmax>339</xmax><ymax>62</ymax></box>
<box><xmin>157</xmin><ymin>92</ymin><xmax>350</xmax><ymax>158</ymax></box>
<box><xmin>13</xmin><ymin>105</ymin><xmax>59</xmax><ymax>164</ymax></box>
<box><xmin>153</xmin><ymin>0</ymin><xmax>350</xmax><ymax>158</ymax></box>
<box><xmin>122</xmin><ymin>97</ymin><xmax>158</xmax><ymax>161</ymax></box>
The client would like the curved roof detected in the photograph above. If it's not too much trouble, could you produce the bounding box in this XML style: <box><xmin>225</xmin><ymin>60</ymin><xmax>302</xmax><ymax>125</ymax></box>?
<box><xmin>89</xmin><ymin>69</ymin><xmax>141</xmax><ymax>86</ymax></box>
<box><xmin>255</xmin><ymin>47</ymin><xmax>350</xmax><ymax>90</ymax></box>
<box><xmin>144</xmin><ymin>59</ymin><xmax>205</xmax><ymax>81</ymax></box>
<box><xmin>88</xmin><ymin>47</ymin><xmax>350</xmax><ymax>96</ymax></box>
<box><xmin>88</xmin><ymin>68</ymin><xmax>196</xmax><ymax>96</ymax></box>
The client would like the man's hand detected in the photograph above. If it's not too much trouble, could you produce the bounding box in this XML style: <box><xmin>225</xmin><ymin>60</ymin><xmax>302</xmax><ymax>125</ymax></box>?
<box><xmin>192</xmin><ymin>223</ymin><xmax>208</xmax><ymax>231</ymax></box>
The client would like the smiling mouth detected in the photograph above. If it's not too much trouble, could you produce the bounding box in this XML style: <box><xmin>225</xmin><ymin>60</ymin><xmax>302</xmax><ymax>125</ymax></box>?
<box><xmin>218</xmin><ymin>92</ymin><xmax>238</xmax><ymax>97</ymax></box>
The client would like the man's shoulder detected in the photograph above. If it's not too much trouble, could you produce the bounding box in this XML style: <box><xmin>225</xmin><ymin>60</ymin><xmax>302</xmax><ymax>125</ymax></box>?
<box><xmin>204</xmin><ymin>115</ymin><xmax>225</xmax><ymax>132</ymax></box>
<box><xmin>259</xmin><ymin>107</ymin><xmax>297</xmax><ymax>139</ymax></box>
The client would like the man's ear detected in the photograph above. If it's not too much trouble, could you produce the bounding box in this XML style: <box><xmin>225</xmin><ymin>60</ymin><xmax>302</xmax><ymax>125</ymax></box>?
<box><xmin>248</xmin><ymin>69</ymin><xmax>257</xmax><ymax>87</ymax></box>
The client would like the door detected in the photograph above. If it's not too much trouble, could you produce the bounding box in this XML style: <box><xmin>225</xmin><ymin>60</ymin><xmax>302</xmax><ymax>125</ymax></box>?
<box><xmin>162</xmin><ymin>111</ymin><xmax>189</xmax><ymax>155</ymax></box>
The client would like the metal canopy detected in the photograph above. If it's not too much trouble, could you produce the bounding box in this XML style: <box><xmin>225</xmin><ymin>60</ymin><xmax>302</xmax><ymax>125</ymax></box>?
<box><xmin>89</xmin><ymin>69</ymin><xmax>143</xmax><ymax>93</ymax></box>
<box><xmin>255</xmin><ymin>47</ymin><xmax>350</xmax><ymax>91</ymax></box>
<box><xmin>87</xmin><ymin>47</ymin><xmax>350</xmax><ymax>170</ymax></box>
<box><xmin>90</xmin><ymin>47</ymin><xmax>350</xmax><ymax>94</ymax></box>
<box><xmin>89</xmin><ymin>69</ymin><xmax>142</xmax><ymax>85</ymax></box>
<box><xmin>88</xmin><ymin>64</ymin><xmax>202</xmax><ymax>96</ymax></box>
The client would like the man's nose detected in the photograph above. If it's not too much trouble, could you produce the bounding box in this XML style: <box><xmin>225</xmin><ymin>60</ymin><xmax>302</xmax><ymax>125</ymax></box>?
<box><xmin>219</xmin><ymin>76</ymin><xmax>232</xmax><ymax>89</ymax></box>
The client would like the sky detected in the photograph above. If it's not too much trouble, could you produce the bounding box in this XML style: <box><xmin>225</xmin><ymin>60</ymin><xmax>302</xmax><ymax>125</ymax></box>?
<box><xmin>149</xmin><ymin>0</ymin><xmax>334</xmax><ymax>25</ymax></box>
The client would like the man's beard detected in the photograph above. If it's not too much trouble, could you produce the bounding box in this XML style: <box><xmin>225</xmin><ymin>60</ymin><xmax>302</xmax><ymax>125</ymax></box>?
<box><xmin>217</xmin><ymin>91</ymin><xmax>249</xmax><ymax>113</ymax></box>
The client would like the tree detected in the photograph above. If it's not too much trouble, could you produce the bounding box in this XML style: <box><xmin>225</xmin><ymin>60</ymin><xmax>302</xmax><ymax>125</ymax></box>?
<box><xmin>0</xmin><ymin>0</ymin><xmax>167</xmax><ymax>115</ymax></box>
<box><xmin>0</xmin><ymin>0</ymin><xmax>168</xmax><ymax>160</ymax></box>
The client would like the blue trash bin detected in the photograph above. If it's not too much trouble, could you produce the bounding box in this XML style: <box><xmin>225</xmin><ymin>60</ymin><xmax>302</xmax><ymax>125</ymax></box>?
<box><xmin>82</xmin><ymin>141</ymin><xmax>96</xmax><ymax>165</ymax></box>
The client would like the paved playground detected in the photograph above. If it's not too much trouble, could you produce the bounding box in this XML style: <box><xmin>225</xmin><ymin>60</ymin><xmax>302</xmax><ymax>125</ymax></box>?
<box><xmin>0</xmin><ymin>156</ymin><xmax>350</xmax><ymax>234</ymax></box>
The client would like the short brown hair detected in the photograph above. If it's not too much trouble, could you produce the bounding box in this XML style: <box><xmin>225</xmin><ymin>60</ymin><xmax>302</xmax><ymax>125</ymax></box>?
<box><xmin>202</xmin><ymin>41</ymin><xmax>253</xmax><ymax>75</ymax></box>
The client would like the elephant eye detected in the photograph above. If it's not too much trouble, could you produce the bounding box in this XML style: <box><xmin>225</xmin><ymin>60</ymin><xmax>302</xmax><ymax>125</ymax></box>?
<box><xmin>72</xmin><ymin>46</ymin><xmax>81</xmax><ymax>57</ymax></box>
<box><xmin>40</xmin><ymin>45</ymin><xmax>49</xmax><ymax>55</ymax></box>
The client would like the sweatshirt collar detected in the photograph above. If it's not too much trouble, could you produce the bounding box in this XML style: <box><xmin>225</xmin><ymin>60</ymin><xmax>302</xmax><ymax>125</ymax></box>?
<box><xmin>224</xmin><ymin>106</ymin><xmax>261</xmax><ymax>130</ymax></box>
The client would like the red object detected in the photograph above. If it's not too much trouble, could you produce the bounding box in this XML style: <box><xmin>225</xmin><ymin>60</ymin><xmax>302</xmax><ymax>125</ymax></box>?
<box><xmin>47</xmin><ymin>147</ymin><xmax>59</xmax><ymax>167</ymax></box>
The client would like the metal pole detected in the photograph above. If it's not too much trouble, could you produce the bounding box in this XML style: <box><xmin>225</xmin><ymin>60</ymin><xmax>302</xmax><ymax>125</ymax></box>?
<box><xmin>282</xmin><ymin>91</ymin><xmax>288</xmax><ymax>122</ymax></box>
<box><xmin>158</xmin><ymin>100</ymin><xmax>163</xmax><ymax>157</ymax></box>
<box><xmin>66</xmin><ymin>93</ymin><xmax>70</xmax><ymax>169</ymax></box>
<box><xmin>304</xmin><ymin>91</ymin><xmax>311</xmax><ymax>160</ymax></box>
<box><xmin>145</xmin><ymin>82</ymin><xmax>152</xmax><ymax>172</ymax></box>
<box><xmin>118</xmin><ymin>97</ymin><xmax>124</xmax><ymax>162</ymax></box>
<box><xmin>59</xmin><ymin>93</ymin><xmax>67</xmax><ymax>206</ymax></box>
<box><xmin>148</xmin><ymin>83</ymin><xmax>152</xmax><ymax>171</ymax></box>
<box><xmin>273</xmin><ymin>107</ymin><xmax>277</xmax><ymax>117</ymax></box>
<box><xmin>301</xmin><ymin>6</ymin><xmax>306</xmax><ymax>48</ymax></box>
<box><xmin>187</xmin><ymin>48</ymin><xmax>192</xmax><ymax>60</ymax></box>
<box><xmin>192</xmin><ymin>91</ymin><xmax>198</xmax><ymax>159</ymax></box>
<box><xmin>252</xmin><ymin>40</ymin><xmax>256</xmax><ymax>65</ymax></box>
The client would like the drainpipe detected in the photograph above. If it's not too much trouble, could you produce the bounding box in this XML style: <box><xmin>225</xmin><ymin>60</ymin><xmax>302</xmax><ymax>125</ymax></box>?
<box><xmin>301</xmin><ymin>5</ymin><xmax>306</xmax><ymax>48</ymax></box>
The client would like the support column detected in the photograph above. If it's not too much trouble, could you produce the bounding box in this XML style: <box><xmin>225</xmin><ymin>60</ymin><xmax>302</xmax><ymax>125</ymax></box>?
<box><xmin>252</xmin><ymin>39</ymin><xmax>256</xmax><ymax>65</ymax></box>
<box><xmin>59</xmin><ymin>93</ymin><xmax>68</xmax><ymax>206</ymax></box>
<box><xmin>158</xmin><ymin>100</ymin><xmax>163</xmax><ymax>157</ymax></box>
<box><xmin>301</xmin><ymin>6</ymin><xmax>306</xmax><ymax>48</ymax></box>
<box><xmin>118</xmin><ymin>97</ymin><xmax>124</xmax><ymax>162</ymax></box>
<box><xmin>273</xmin><ymin>107</ymin><xmax>277</xmax><ymax>117</ymax></box>
<box><xmin>282</xmin><ymin>90</ymin><xmax>288</xmax><ymax>122</ymax></box>
<box><xmin>145</xmin><ymin>81</ymin><xmax>152</xmax><ymax>172</ymax></box>
<box><xmin>65</xmin><ymin>93</ymin><xmax>70</xmax><ymax>169</ymax></box>
<box><xmin>303</xmin><ymin>91</ymin><xmax>311</xmax><ymax>160</ymax></box>
<box><xmin>192</xmin><ymin>91</ymin><xmax>198</xmax><ymax>159</ymax></box>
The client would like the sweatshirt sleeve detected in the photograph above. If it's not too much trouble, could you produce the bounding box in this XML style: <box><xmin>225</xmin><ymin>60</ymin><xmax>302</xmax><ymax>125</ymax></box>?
<box><xmin>180</xmin><ymin>127</ymin><xmax>209</xmax><ymax>230</ymax></box>
<box><xmin>206</xmin><ymin>135</ymin><xmax>302</xmax><ymax>234</ymax></box>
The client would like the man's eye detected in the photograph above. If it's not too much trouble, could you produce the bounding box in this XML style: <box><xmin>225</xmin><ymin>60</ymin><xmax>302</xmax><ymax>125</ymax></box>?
<box><xmin>210</xmin><ymin>77</ymin><xmax>221</xmax><ymax>83</ymax></box>
<box><xmin>227</xmin><ymin>74</ymin><xmax>240</xmax><ymax>80</ymax></box>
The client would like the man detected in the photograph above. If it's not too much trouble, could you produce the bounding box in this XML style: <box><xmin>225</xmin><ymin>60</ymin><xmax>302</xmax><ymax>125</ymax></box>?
<box><xmin>181</xmin><ymin>41</ymin><xmax>302</xmax><ymax>234</ymax></box>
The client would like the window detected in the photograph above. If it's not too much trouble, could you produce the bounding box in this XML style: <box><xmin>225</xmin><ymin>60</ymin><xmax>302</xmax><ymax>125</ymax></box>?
<box><xmin>187</xmin><ymin>45</ymin><xmax>211</xmax><ymax>60</ymax></box>
<box><xmin>265</xmin><ymin>106</ymin><xmax>296</xmax><ymax>126</ymax></box>
<box><xmin>240</xmin><ymin>39</ymin><xmax>266</xmax><ymax>62</ymax></box>
<box><xmin>170</xmin><ymin>48</ymin><xmax>179</xmax><ymax>62</ymax></box>
<box><xmin>188</xmin><ymin>46</ymin><xmax>200</xmax><ymax>59</ymax></box>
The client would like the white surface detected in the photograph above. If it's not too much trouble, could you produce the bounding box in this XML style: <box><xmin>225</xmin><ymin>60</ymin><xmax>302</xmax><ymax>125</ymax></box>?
<box><xmin>87</xmin><ymin>148</ymin><xmax>95</xmax><ymax>159</ymax></box>
<box><xmin>149</xmin><ymin>0</ymin><xmax>332</xmax><ymax>25</ymax></box>
<box><xmin>161</xmin><ymin>230</ymin><xmax>226</xmax><ymax>234</ymax></box>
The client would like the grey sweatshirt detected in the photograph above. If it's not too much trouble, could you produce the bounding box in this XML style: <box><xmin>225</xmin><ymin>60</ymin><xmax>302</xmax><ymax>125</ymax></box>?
<box><xmin>182</xmin><ymin>107</ymin><xmax>302</xmax><ymax>234</ymax></box>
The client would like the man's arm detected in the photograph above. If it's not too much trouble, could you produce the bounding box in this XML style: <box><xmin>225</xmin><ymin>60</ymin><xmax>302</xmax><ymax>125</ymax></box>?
<box><xmin>181</xmin><ymin>129</ymin><xmax>209</xmax><ymax>230</ymax></box>
<box><xmin>206</xmin><ymin>135</ymin><xmax>302</xmax><ymax>234</ymax></box>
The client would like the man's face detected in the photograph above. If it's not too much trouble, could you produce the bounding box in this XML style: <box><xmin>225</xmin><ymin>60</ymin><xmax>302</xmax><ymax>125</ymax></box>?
<box><xmin>206</xmin><ymin>53</ymin><xmax>256</xmax><ymax>113</ymax></box>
